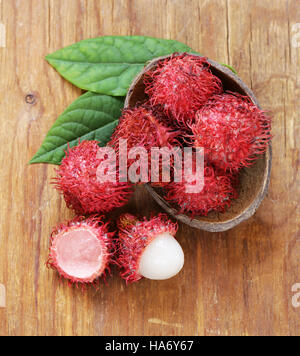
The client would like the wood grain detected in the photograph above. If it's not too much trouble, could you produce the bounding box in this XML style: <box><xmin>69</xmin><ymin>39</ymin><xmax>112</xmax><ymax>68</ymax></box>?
<box><xmin>0</xmin><ymin>0</ymin><xmax>299</xmax><ymax>336</ymax></box>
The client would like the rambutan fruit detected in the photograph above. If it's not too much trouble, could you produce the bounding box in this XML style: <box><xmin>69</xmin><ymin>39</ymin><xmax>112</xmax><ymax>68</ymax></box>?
<box><xmin>54</xmin><ymin>140</ymin><xmax>133</xmax><ymax>215</ymax></box>
<box><xmin>109</xmin><ymin>106</ymin><xmax>181</xmax><ymax>185</ymax></box>
<box><xmin>47</xmin><ymin>215</ymin><xmax>115</xmax><ymax>287</ymax></box>
<box><xmin>109</xmin><ymin>105</ymin><xmax>179</xmax><ymax>151</ymax></box>
<box><xmin>164</xmin><ymin>165</ymin><xmax>238</xmax><ymax>216</ymax></box>
<box><xmin>192</xmin><ymin>92</ymin><xmax>272</xmax><ymax>172</ymax></box>
<box><xmin>117</xmin><ymin>214</ymin><xmax>184</xmax><ymax>283</ymax></box>
<box><xmin>144</xmin><ymin>53</ymin><xmax>223</xmax><ymax>125</ymax></box>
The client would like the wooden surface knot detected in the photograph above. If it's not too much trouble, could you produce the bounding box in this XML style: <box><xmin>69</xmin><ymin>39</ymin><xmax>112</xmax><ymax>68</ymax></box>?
<box><xmin>25</xmin><ymin>94</ymin><xmax>37</xmax><ymax>105</ymax></box>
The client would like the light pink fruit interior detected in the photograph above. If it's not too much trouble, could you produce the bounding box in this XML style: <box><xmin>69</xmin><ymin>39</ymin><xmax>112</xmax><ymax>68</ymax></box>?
<box><xmin>55</xmin><ymin>229</ymin><xmax>103</xmax><ymax>280</ymax></box>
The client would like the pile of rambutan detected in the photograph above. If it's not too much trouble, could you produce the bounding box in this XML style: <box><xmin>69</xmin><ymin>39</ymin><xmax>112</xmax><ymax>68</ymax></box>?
<box><xmin>46</xmin><ymin>53</ymin><xmax>271</xmax><ymax>288</ymax></box>
<box><xmin>111</xmin><ymin>52</ymin><xmax>271</xmax><ymax>216</ymax></box>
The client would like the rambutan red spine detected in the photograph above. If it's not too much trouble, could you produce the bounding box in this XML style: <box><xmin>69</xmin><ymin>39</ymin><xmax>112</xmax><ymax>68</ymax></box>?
<box><xmin>192</xmin><ymin>92</ymin><xmax>272</xmax><ymax>172</ymax></box>
<box><xmin>109</xmin><ymin>106</ymin><xmax>181</xmax><ymax>186</ymax></box>
<box><xmin>109</xmin><ymin>106</ymin><xmax>179</xmax><ymax>151</ymax></box>
<box><xmin>117</xmin><ymin>214</ymin><xmax>178</xmax><ymax>283</ymax></box>
<box><xmin>144</xmin><ymin>53</ymin><xmax>223</xmax><ymax>125</ymax></box>
<box><xmin>47</xmin><ymin>215</ymin><xmax>115</xmax><ymax>288</ymax></box>
<box><xmin>164</xmin><ymin>165</ymin><xmax>238</xmax><ymax>217</ymax></box>
<box><xmin>53</xmin><ymin>140</ymin><xmax>133</xmax><ymax>215</ymax></box>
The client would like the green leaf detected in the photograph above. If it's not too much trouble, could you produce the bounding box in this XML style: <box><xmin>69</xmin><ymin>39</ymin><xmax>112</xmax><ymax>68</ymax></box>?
<box><xmin>29</xmin><ymin>92</ymin><xmax>124</xmax><ymax>165</ymax></box>
<box><xmin>220</xmin><ymin>63</ymin><xmax>238</xmax><ymax>75</ymax></box>
<box><xmin>46</xmin><ymin>36</ymin><xmax>192</xmax><ymax>96</ymax></box>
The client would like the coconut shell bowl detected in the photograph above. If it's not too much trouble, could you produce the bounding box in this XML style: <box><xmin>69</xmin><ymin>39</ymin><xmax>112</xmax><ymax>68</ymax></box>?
<box><xmin>124</xmin><ymin>53</ymin><xmax>272</xmax><ymax>232</ymax></box>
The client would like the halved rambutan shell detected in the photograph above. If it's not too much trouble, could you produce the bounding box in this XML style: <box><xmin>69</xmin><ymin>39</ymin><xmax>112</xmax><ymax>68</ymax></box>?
<box><xmin>144</xmin><ymin>53</ymin><xmax>223</xmax><ymax>125</ymax></box>
<box><xmin>47</xmin><ymin>215</ymin><xmax>115</xmax><ymax>287</ymax></box>
<box><xmin>164</xmin><ymin>165</ymin><xmax>238</xmax><ymax>217</ymax></box>
<box><xmin>117</xmin><ymin>214</ymin><xmax>183</xmax><ymax>283</ymax></box>
<box><xmin>192</xmin><ymin>92</ymin><xmax>272</xmax><ymax>172</ymax></box>
<box><xmin>53</xmin><ymin>140</ymin><xmax>133</xmax><ymax>215</ymax></box>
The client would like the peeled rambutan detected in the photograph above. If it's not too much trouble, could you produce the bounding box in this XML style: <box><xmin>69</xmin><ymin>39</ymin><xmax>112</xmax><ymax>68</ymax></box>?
<box><xmin>54</xmin><ymin>140</ymin><xmax>133</xmax><ymax>215</ymax></box>
<box><xmin>164</xmin><ymin>165</ymin><xmax>238</xmax><ymax>216</ymax></box>
<box><xmin>144</xmin><ymin>53</ymin><xmax>223</xmax><ymax>125</ymax></box>
<box><xmin>47</xmin><ymin>215</ymin><xmax>115</xmax><ymax>287</ymax></box>
<box><xmin>192</xmin><ymin>92</ymin><xmax>272</xmax><ymax>172</ymax></box>
<box><xmin>117</xmin><ymin>214</ymin><xmax>184</xmax><ymax>283</ymax></box>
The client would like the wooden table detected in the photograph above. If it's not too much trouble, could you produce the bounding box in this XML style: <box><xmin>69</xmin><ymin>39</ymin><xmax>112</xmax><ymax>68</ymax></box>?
<box><xmin>0</xmin><ymin>0</ymin><xmax>299</xmax><ymax>336</ymax></box>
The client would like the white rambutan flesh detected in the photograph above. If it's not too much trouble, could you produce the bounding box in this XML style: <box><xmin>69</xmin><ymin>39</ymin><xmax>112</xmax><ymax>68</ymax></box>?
<box><xmin>138</xmin><ymin>232</ymin><xmax>184</xmax><ymax>280</ymax></box>
<box><xmin>117</xmin><ymin>213</ymin><xmax>184</xmax><ymax>283</ymax></box>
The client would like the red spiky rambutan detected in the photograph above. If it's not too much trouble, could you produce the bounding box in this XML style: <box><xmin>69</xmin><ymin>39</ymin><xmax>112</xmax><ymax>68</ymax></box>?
<box><xmin>47</xmin><ymin>215</ymin><xmax>115</xmax><ymax>287</ymax></box>
<box><xmin>192</xmin><ymin>92</ymin><xmax>272</xmax><ymax>172</ymax></box>
<box><xmin>109</xmin><ymin>105</ymin><xmax>179</xmax><ymax>151</ymax></box>
<box><xmin>164</xmin><ymin>165</ymin><xmax>238</xmax><ymax>216</ymax></box>
<box><xmin>109</xmin><ymin>106</ymin><xmax>181</xmax><ymax>185</ymax></box>
<box><xmin>54</xmin><ymin>140</ymin><xmax>133</xmax><ymax>215</ymax></box>
<box><xmin>117</xmin><ymin>214</ymin><xmax>184</xmax><ymax>283</ymax></box>
<box><xmin>144</xmin><ymin>53</ymin><xmax>223</xmax><ymax>125</ymax></box>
